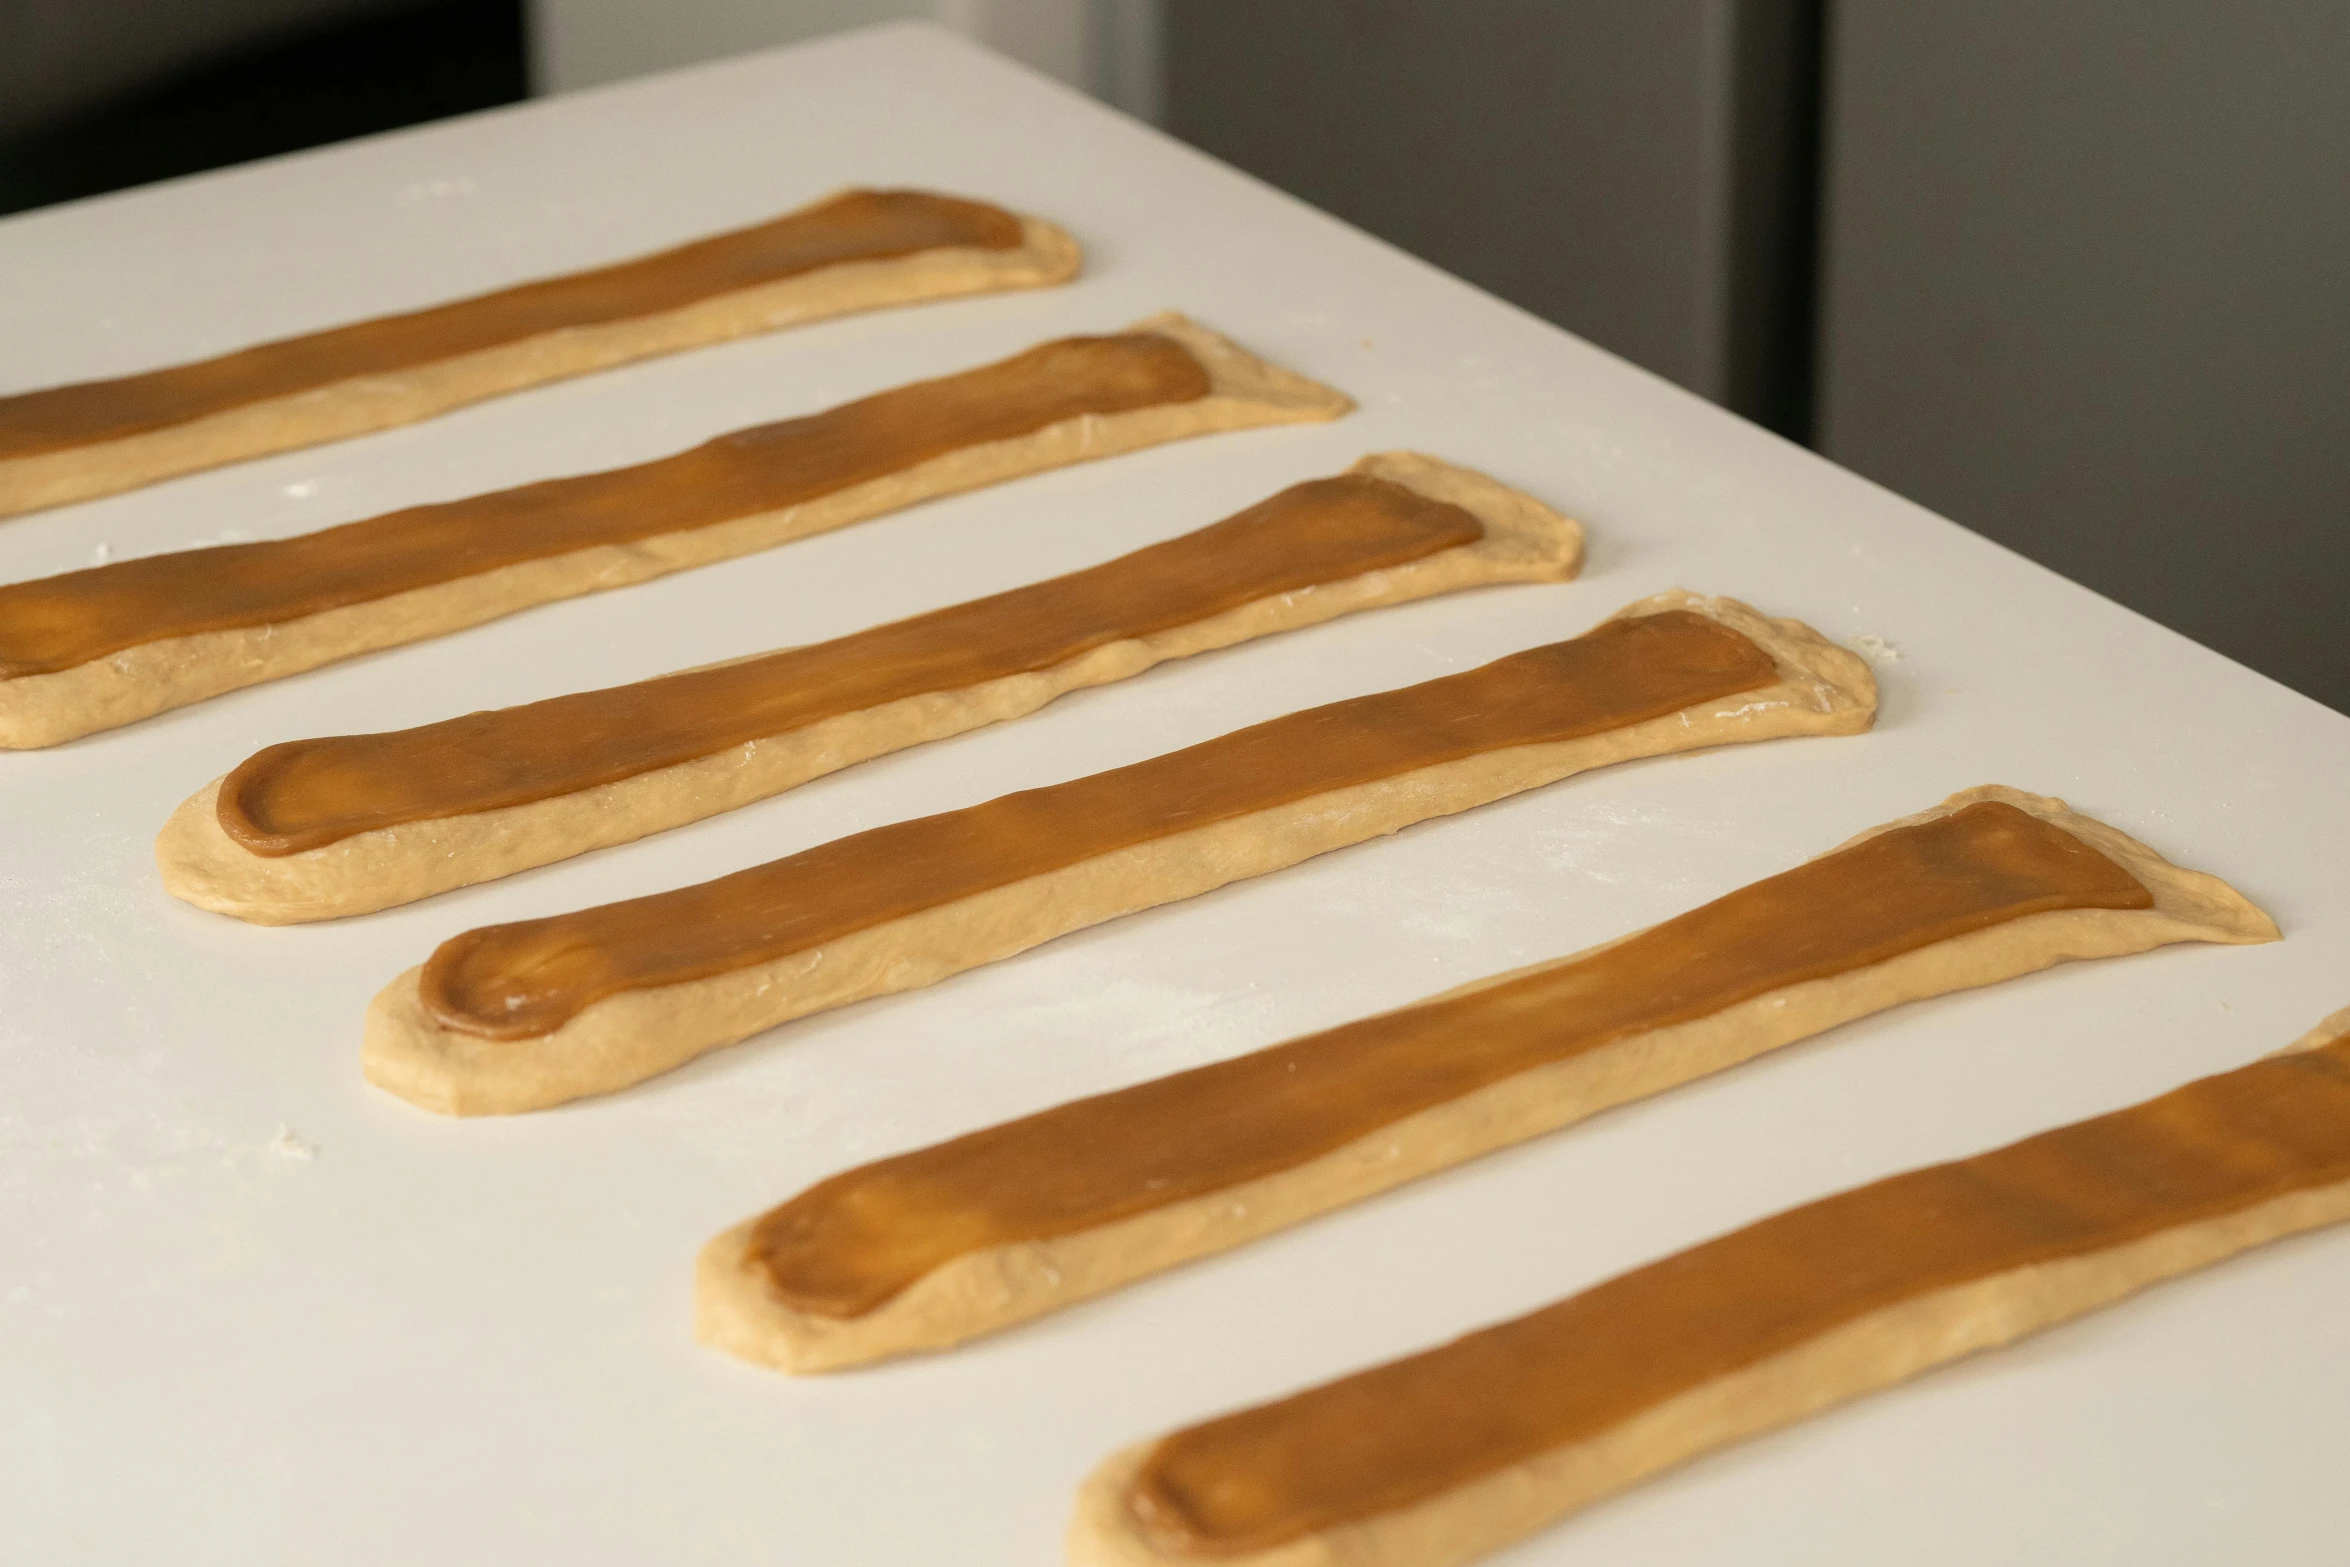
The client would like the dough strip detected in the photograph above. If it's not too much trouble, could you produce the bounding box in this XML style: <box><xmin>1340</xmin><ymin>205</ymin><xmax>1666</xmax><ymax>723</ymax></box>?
<box><xmin>0</xmin><ymin>313</ymin><xmax>1345</xmax><ymax>746</ymax></box>
<box><xmin>1070</xmin><ymin>1002</ymin><xmax>2350</xmax><ymax>1567</ymax></box>
<box><xmin>362</xmin><ymin>593</ymin><xmax>1875</xmax><ymax>1115</ymax></box>
<box><xmin>0</xmin><ymin>188</ymin><xmax>1078</xmax><ymax>517</ymax></box>
<box><xmin>701</xmin><ymin>786</ymin><xmax>2276</xmax><ymax>1372</ymax></box>
<box><xmin>159</xmin><ymin>453</ymin><xmax>1583</xmax><ymax>923</ymax></box>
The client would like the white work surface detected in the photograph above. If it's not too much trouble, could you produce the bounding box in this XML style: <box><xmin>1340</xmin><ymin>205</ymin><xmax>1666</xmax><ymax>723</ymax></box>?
<box><xmin>5</xmin><ymin>23</ymin><xmax>2348</xmax><ymax>1565</ymax></box>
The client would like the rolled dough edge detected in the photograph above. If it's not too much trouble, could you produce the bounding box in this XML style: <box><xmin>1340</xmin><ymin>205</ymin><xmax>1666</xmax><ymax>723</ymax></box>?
<box><xmin>697</xmin><ymin>786</ymin><xmax>2276</xmax><ymax>1373</ymax></box>
<box><xmin>156</xmin><ymin>451</ymin><xmax>1583</xmax><ymax>922</ymax></box>
<box><xmin>358</xmin><ymin>593</ymin><xmax>1875</xmax><ymax>1116</ymax></box>
<box><xmin>0</xmin><ymin>211</ymin><xmax>1081</xmax><ymax>518</ymax></box>
<box><xmin>0</xmin><ymin>311</ymin><xmax>1346</xmax><ymax>748</ymax></box>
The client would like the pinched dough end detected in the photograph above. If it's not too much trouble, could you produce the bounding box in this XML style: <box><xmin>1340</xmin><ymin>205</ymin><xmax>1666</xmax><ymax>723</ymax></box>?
<box><xmin>2283</xmin><ymin>1004</ymin><xmax>2350</xmax><ymax>1056</ymax></box>
<box><xmin>1013</xmin><ymin>214</ymin><xmax>1086</xmax><ymax>285</ymax></box>
<box><xmin>1839</xmin><ymin>784</ymin><xmax>2279</xmax><ymax>949</ymax></box>
<box><xmin>361</xmin><ymin>969</ymin><xmax>613</xmax><ymax>1118</ymax></box>
<box><xmin>361</xmin><ymin>973</ymin><xmax>474</xmax><ymax>1117</ymax></box>
<box><xmin>365</xmin><ymin>952</ymin><xmax>784</xmax><ymax>1116</ymax></box>
<box><xmin>156</xmin><ymin>780</ymin><xmax>335</xmax><ymax>926</ymax></box>
<box><xmin>690</xmin><ymin>1222</ymin><xmax>888</xmax><ymax>1376</ymax></box>
<box><xmin>1615</xmin><ymin>589</ymin><xmax>1878</xmax><ymax>735</ymax></box>
<box><xmin>1352</xmin><ymin>451</ymin><xmax>1584</xmax><ymax>581</ymax></box>
<box><xmin>694</xmin><ymin>1223</ymin><xmax>793</xmax><ymax>1368</ymax></box>
<box><xmin>1130</xmin><ymin>311</ymin><xmax>1355</xmax><ymax>423</ymax></box>
<box><xmin>693</xmin><ymin>1217</ymin><xmax>1102</xmax><ymax>1376</ymax></box>
<box><xmin>1068</xmin><ymin>1442</ymin><xmax>1333</xmax><ymax>1567</ymax></box>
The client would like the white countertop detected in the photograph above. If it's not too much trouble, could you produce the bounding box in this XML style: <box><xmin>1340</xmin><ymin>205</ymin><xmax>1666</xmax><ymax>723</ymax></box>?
<box><xmin>5</xmin><ymin>22</ymin><xmax>2347</xmax><ymax>1565</ymax></box>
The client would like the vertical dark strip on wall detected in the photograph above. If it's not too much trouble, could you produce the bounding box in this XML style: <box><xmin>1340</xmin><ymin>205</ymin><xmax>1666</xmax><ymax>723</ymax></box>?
<box><xmin>1724</xmin><ymin>0</ymin><xmax>1827</xmax><ymax>442</ymax></box>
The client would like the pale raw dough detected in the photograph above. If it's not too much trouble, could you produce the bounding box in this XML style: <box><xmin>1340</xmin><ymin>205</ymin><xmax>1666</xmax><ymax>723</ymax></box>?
<box><xmin>0</xmin><ymin>313</ymin><xmax>1348</xmax><ymax>748</ymax></box>
<box><xmin>2280</xmin><ymin>1004</ymin><xmax>2350</xmax><ymax>1055</ymax></box>
<box><xmin>696</xmin><ymin>786</ymin><xmax>2279</xmax><ymax>1374</ymax></box>
<box><xmin>360</xmin><ymin>592</ymin><xmax>1877</xmax><ymax>1116</ymax></box>
<box><xmin>0</xmin><ymin>206</ymin><xmax>1080</xmax><ymax>518</ymax></box>
<box><xmin>1069</xmin><ymin>1002</ymin><xmax>2339</xmax><ymax>1567</ymax></box>
<box><xmin>156</xmin><ymin>452</ymin><xmax>1585</xmax><ymax>924</ymax></box>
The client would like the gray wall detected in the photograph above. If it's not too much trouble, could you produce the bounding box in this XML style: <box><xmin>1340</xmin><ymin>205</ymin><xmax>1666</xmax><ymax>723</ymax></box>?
<box><xmin>1165</xmin><ymin>0</ymin><xmax>1817</xmax><ymax>428</ymax></box>
<box><xmin>1819</xmin><ymin>1</ymin><xmax>2350</xmax><ymax>712</ymax></box>
<box><xmin>528</xmin><ymin>0</ymin><xmax>1163</xmax><ymax>116</ymax></box>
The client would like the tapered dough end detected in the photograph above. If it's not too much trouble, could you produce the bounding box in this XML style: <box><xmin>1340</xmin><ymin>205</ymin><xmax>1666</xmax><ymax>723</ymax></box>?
<box><xmin>361</xmin><ymin>972</ymin><xmax>474</xmax><ymax>1116</ymax></box>
<box><xmin>695</xmin><ymin>1222</ymin><xmax>792</xmax><ymax>1369</ymax></box>
<box><xmin>1129</xmin><ymin>312</ymin><xmax>1355</xmax><ymax>423</ymax></box>
<box><xmin>797</xmin><ymin>191</ymin><xmax>1081</xmax><ymax>290</ymax></box>
<box><xmin>155</xmin><ymin>782</ymin><xmax>252</xmax><ymax>920</ymax></box>
<box><xmin>362</xmin><ymin>969</ymin><xmax>575</xmax><ymax>1117</ymax></box>
<box><xmin>156</xmin><ymin>778</ymin><xmax>358</xmax><ymax>925</ymax></box>
<box><xmin>1068</xmin><ymin>1446</ymin><xmax>1149</xmax><ymax>1567</ymax></box>
<box><xmin>2282</xmin><ymin>1004</ymin><xmax>2350</xmax><ymax>1056</ymax></box>
<box><xmin>1070</xmin><ymin>1443</ymin><xmax>1334</xmax><ymax>1567</ymax></box>
<box><xmin>1844</xmin><ymin>785</ymin><xmax>2280</xmax><ymax>949</ymax></box>
<box><xmin>1621</xmin><ymin>589</ymin><xmax>1880</xmax><ymax>736</ymax></box>
<box><xmin>1015</xmin><ymin>214</ymin><xmax>1086</xmax><ymax>285</ymax></box>
<box><xmin>693</xmin><ymin>1222</ymin><xmax>867</xmax><ymax>1376</ymax></box>
<box><xmin>1069</xmin><ymin>1444</ymin><xmax>1171</xmax><ymax>1567</ymax></box>
<box><xmin>363</xmin><ymin>964</ymin><xmax>720</xmax><ymax>1115</ymax></box>
<box><xmin>1351</xmin><ymin>451</ymin><xmax>1585</xmax><ymax>581</ymax></box>
<box><xmin>846</xmin><ymin>201</ymin><xmax>1084</xmax><ymax>295</ymax></box>
<box><xmin>695</xmin><ymin>1210</ymin><xmax>1073</xmax><ymax>1375</ymax></box>
<box><xmin>692</xmin><ymin>1221</ymin><xmax>868</xmax><ymax>1376</ymax></box>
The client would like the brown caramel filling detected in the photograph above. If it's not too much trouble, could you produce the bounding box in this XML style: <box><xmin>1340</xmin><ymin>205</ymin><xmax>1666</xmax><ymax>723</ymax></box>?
<box><xmin>418</xmin><ymin>609</ymin><xmax>1781</xmax><ymax>1040</ymax></box>
<box><xmin>0</xmin><ymin>332</ymin><xmax>1208</xmax><ymax>680</ymax></box>
<box><xmin>1127</xmin><ymin>1029</ymin><xmax>2350</xmax><ymax>1557</ymax></box>
<box><xmin>218</xmin><ymin>474</ymin><xmax>1483</xmax><ymax>856</ymax></box>
<box><xmin>747</xmin><ymin>801</ymin><xmax>2153</xmax><ymax>1320</ymax></box>
<box><xmin>0</xmin><ymin>189</ymin><xmax>1023</xmax><ymax>463</ymax></box>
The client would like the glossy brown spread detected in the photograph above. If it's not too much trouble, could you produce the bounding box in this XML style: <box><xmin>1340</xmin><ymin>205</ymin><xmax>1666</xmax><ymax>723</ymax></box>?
<box><xmin>0</xmin><ymin>190</ymin><xmax>1023</xmax><ymax>463</ymax></box>
<box><xmin>1126</xmin><ymin>1027</ymin><xmax>2350</xmax><ymax>1558</ymax></box>
<box><xmin>418</xmin><ymin>609</ymin><xmax>1781</xmax><ymax>1040</ymax></box>
<box><xmin>216</xmin><ymin>475</ymin><xmax>1484</xmax><ymax>855</ymax></box>
<box><xmin>0</xmin><ymin>332</ymin><xmax>1208</xmax><ymax>680</ymax></box>
<box><xmin>746</xmin><ymin>801</ymin><xmax>2152</xmax><ymax>1321</ymax></box>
